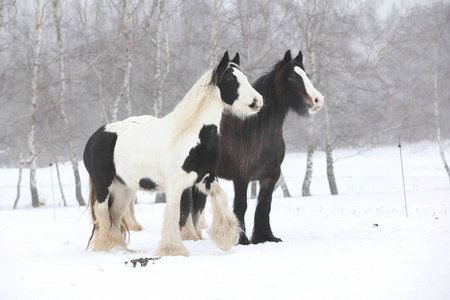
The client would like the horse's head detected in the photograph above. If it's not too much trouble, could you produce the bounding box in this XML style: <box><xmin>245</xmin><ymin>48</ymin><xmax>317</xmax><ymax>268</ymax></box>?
<box><xmin>277</xmin><ymin>50</ymin><xmax>324</xmax><ymax>115</ymax></box>
<box><xmin>212</xmin><ymin>51</ymin><xmax>263</xmax><ymax>118</ymax></box>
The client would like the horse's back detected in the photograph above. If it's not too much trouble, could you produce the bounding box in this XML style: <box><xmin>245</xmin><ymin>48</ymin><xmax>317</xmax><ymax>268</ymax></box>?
<box><xmin>105</xmin><ymin>115</ymin><xmax>158</xmax><ymax>134</ymax></box>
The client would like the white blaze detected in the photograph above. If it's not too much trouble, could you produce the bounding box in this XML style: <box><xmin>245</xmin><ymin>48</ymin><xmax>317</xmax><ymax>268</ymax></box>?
<box><xmin>294</xmin><ymin>66</ymin><xmax>324</xmax><ymax>114</ymax></box>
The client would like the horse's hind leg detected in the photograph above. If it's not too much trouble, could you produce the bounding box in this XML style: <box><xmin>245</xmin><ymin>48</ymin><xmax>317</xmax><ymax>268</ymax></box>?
<box><xmin>180</xmin><ymin>188</ymin><xmax>200</xmax><ymax>241</ymax></box>
<box><xmin>93</xmin><ymin>197</ymin><xmax>127</xmax><ymax>252</ymax></box>
<box><xmin>109</xmin><ymin>181</ymin><xmax>137</xmax><ymax>250</ymax></box>
<box><xmin>192</xmin><ymin>187</ymin><xmax>208</xmax><ymax>236</ymax></box>
<box><xmin>123</xmin><ymin>195</ymin><xmax>143</xmax><ymax>231</ymax></box>
<box><xmin>180</xmin><ymin>187</ymin><xmax>207</xmax><ymax>241</ymax></box>
<box><xmin>233</xmin><ymin>179</ymin><xmax>251</xmax><ymax>245</ymax></box>
<box><xmin>197</xmin><ymin>178</ymin><xmax>240</xmax><ymax>251</ymax></box>
<box><xmin>251</xmin><ymin>170</ymin><xmax>282</xmax><ymax>244</ymax></box>
<box><xmin>92</xmin><ymin>180</ymin><xmax>133</xmax><ymax>252</ymax></box>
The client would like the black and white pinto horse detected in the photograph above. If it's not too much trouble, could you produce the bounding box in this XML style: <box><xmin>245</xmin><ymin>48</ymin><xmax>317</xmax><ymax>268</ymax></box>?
<box><xmin>179</xmin><ymin>50</ymin><xmax>324</xmax><ymax>245</ymax></box>
<box><xmin>83</xmin><ymin>52</ymin><xmax>263</xmax><ymax>256</ymax></box>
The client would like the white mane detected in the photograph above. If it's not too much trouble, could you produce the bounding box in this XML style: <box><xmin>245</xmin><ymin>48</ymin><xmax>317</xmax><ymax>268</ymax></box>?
<box><xmin>169</xmin><ymin>68</ymin><xmax>221</xmax><ymax>142</ymax></box>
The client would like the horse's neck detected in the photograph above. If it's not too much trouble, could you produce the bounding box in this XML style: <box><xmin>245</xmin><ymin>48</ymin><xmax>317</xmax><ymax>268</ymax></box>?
<box><xmin>170</xmin><ymin>88</ymin><xmax>224</xmax><ymax>142</ymax></box>
<box><xmin>253</xmin><ymin>71</ymin><xmax>290</xmax><ymax>133</ymax></box>
<box><xmin>263</xmin><ymin>97</ymin><xmax>290</xmax><ymax>130</ymax></box>
<box><xmin>250</xmin><ymin>86</ymin><xmax>290</xmax><ymax>137</ymax></box>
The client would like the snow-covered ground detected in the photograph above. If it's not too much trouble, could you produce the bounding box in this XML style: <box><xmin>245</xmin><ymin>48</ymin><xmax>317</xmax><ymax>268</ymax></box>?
<box><xmin>1</xmin><ymin>142</ymin><xmax>449</xmax><ymax>300</ymax></box>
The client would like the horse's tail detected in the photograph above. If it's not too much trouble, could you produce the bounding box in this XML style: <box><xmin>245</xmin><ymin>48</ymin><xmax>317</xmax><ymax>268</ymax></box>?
<box><xmin>86</xmin><ymin>178</ymin><xmax>98</xmax><ymax>250</ymax></box>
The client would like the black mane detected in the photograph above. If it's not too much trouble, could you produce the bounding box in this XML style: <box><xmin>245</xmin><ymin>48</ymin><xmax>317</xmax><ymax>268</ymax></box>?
<box><xmin>221</xmin><ymin>54</ymin><xmax>305</xmax><ymax>148</ymax></box>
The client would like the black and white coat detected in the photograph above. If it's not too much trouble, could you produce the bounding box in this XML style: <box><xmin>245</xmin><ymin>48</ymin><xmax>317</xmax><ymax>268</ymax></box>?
<box><xmin>83</xmin><ymin>52</ymin><xmax>263</xmax><ymax>256</ymax></box>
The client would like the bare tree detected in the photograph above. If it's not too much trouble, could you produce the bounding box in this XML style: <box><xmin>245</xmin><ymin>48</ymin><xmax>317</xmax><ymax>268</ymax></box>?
<box><xmin>429</xmin><ymin>3</ymin><xmax>450</xmax><ymax>182</ymax></box>
<box><xmin>111</xmin><ymin>0</ymin><xmax>139</xmax><ymax>121</ymax></box>
<box><xmin>302</xmin><ymin>117</ymin><xmax>315</xmax><ymax>196</ymax></box>
<box><xmin>208</xmin><ymin>0</ymin><xmax>222</xmax><ymax>67</ymax></box>
<box><xmin>13</xmin><ymin>151</ymin><xmax>24</xmax><ymax>209</ymax></box>
<box><xmin>152</xmin><ymin>0</ymin><xmax>170</xmax><ymax>118</ymax></box>
<box><xmin>152</xmin><ymin>0</ymin><xmax>170</xmax><ymax>203</ymax></box>
<box><xmin>52</xmin><ymin>0</ymin><xmax>85</xmax><ymax>206</ymax></box>
<box><xmin>28</xmin><ymin>0</ymin><xmax>46</xmax><ymax>207</ymax></box>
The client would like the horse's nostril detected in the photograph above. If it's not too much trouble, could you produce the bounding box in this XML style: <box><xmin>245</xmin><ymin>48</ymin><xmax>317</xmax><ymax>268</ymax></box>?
<box><xmin>315</xmin><ymin>98</ymin><xmax>320</xmax><ymax>104</ymax></box>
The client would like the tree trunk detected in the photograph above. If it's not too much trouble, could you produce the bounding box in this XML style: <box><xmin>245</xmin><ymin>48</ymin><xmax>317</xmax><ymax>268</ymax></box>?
<box><xmin>53</xmin><ymin>0</ymin><xmax>86</xmax><ymax>206</ymax></box>
<box><xmin>250</xmin><ymin>181</ymin><xmax>257</xmax><ymax>199</ymax></box>
<box><xmin>275</xmin><ymin>172</ymin><xmax>291</xmax><ymax>197</ymax></box>
<box><xmin>111</xmin><ymin>0</ymin><xmax>135</xmax><ymax>122</ymax></box>
<box><xmin>53</xmin><ymin>161</ymin><xmax>67</xmax><ymax>207</ymax></box>
<box><xmin>237</xmin><ymin>0</ymin><xmax>253</xmax><ymax>78</ymax></box>
<box><xmin>13</xmin><ymin>152</ymin><xmax>23</xmax><ymax>209</ymax></box>
<box><xmin>29</xmin><ymin>0</ymin><xmax>43</xmax><ymax>208</ymax></box>
<box><xmin>208</xmin><ymin>0</ymin><xmax>222</xmax><ymax>67</ymax></box>
<box><xmin>153</xmin><ymin>0</ymin><xmax>170</xmax><ymax>202</ymax></box>
<box><xmin>152</xmin><ymin>0</ymin><xmax>170</xmax><ymax>118</ymax></box>
<box><xmin>155</xmin><ymin>193</ymin><xmax>166</xmax><ymax>204</ymax></box>
<box><xmin>74</xmin><ymin>0</ymin><xmax>109</xmax><ymax>124</ymax></box>
<box><xmin>431</xmin><ymin>39</ymin><xmax>450</xmax><ymax>182</ymax></box>
<box><xmin>260</xmin><ymin>0</ymin><xmax>273</xmax><ymax>64</ymax></box>
<box><xmin>324</xmin><ymin>103</ymin><xmax>338</xmax><ymax>195</ymax></box>
<box><xmin>302</xmin><ymin>117</ymin><xmax>315</xmax><ymax>197</ymax></box>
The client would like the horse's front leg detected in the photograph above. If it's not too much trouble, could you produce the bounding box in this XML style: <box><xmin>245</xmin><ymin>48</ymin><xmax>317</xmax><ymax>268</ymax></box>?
<box><xmin>197</xmin><ymin>176</ymin><xmax>240</xmax><ymax>251</ymax></box>
<box><xmin>154</xmin><ymin>187</ymin><xmax>189</xmax><ymax>257</ymax></box>
<box><xmin>251</xmin><ymin>170</ymin><xmax>282</xmax><ymax>244</ymax></box>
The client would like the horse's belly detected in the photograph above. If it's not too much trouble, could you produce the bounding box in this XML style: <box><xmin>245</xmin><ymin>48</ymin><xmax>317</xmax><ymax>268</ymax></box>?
<box><xmin>113</xmin><ymin>129</ymin><xmax>198</xmax><ymax>190</ymax></box>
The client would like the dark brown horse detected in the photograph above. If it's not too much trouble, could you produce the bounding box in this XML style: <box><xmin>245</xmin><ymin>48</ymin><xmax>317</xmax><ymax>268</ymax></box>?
<box><xmin>181</xmin><ymin>50</ymin><xmax>324</xmax><ymax>245</ymax></box>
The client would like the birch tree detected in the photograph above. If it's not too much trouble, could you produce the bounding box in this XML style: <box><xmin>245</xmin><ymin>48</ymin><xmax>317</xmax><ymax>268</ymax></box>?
<box><xmin>74</xmin><ymin>0</ymin><xmax>111</xmax><ymax>124</ymax></box>
<box><xmin>152</xmin><ymin>0</ymin><xmax>170</xmax><ymax>118</ymax></box>
<box><xmin>52</xmin><ymin>0</ymin><xmax>85</xmax><ymax>206</ymax></box>
<box><xmin>295</xmin><ymin>0</ymin><xmax>325</xmax><ymax>197</ymax></box>
<box><xmin>428</xmin><ymin>2</ymin><xmax>450</xmax><ymax>182</ymax></box>
<box><xmin>111</xmin><ymin>0</ymin><xmax>139</xmax><ymax>121</ymax></box>
<box><xmin>208</xmin><ymin>0</ymin><xmax>222</xmax><ymax>68</ymax></box>
<box><xmin>28</xmin><ymin>0</ymin><xmax>45</xmax><ymax>207</ymax></box>
<box><xmin>152</xmin><ymin>0</ymin><xmax>170</xmax><ymax>203</ymax></box>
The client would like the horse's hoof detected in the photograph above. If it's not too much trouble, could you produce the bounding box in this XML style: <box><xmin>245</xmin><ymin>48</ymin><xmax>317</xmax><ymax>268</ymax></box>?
<box><xmin>208</xmin><ymin>217</ymin><xmax>240</xmax><ymax>251</ymax></box>
<box><xmin>128</xmin><ymin>224</ymin><xmax>143</xmax><ymax>232</ymax></box>
<box><xmin>238</xmin><ymin>233</ymin><xmax>251</xmax><ymax>245</ymax></box>
<box><xmin>180</xmin><ymin>229</ymin><xmax>200</xmax><ymax>241</ymax></box>
<box><xmin>250</xmin><ymin>234</ymin><xmax>282</xmax><ymax>244</ymax></box>
<box><xmin>180</xmin><ymin>223</ymin><xmax>201</xmax><ymax>241</ymax></box>
<box><xmin>154</xmin><ymin>245</ymin><xmax>189</xmax><ymax>257</ymax></box>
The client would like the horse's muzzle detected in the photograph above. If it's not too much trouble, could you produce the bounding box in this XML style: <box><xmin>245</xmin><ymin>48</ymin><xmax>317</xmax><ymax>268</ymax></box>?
<box><xmin>249</xmin><ymin>97</ymin><xmax>263</xmax><ymax>112</ymax></box>
<box><xmin>307</xmin><ymin>95</ymin><xmax>324</xmax><ymax>114</ymax></box>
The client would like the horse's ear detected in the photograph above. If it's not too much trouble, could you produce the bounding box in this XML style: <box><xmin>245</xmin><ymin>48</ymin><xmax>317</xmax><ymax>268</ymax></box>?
<box><xmin>294</xmin><ymin>51</ymin><xmax>303</xmax><ymax>63</ymax></box>
<box><xmin>231</xmin><ymin>52</ymin><xmax>240</xmax><ymax>65</ymax></box>
<box><xmin>283</xmin><ymin>50</ymin><xmax>292</xmax><ymax>63</ymax></box>
<box><xmin>213</xmin><ymin>51</ymin><xmax>230</xmax><ymax>85</ymax></box>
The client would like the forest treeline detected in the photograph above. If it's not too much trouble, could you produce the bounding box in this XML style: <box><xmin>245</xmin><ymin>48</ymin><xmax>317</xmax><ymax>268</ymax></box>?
<box><xmin>0</xmin><ymin>0</ymin><xmax>449</xmax><ymax>206</ymax></box>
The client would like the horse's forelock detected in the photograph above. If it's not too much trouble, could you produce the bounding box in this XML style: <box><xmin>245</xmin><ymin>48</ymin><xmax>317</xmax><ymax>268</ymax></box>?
<box><xmin>211</xmin><ymin>63</ymin><xmax>241</xmax><ymax>86</ymax></box>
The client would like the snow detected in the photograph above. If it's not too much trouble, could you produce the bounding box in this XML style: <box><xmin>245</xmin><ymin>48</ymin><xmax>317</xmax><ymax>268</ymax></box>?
<box><xmin>1</xmin><ymin>143</ymin><xmax>449</xmax><ymax>300</ymax></box>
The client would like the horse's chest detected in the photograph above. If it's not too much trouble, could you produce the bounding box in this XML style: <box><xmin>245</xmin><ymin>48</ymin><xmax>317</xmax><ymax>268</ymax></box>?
<box><xmin>182</xmin><ymin>124</ymin><xmax>220</xmax><ymax>181</ymax></box>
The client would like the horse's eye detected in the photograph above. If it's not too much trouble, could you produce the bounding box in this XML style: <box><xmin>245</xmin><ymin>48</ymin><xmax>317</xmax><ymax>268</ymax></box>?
<box><xmin>289</xmin><ymin>73</ymin><xmax>297</xmax><ymax>80</ymax></box>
